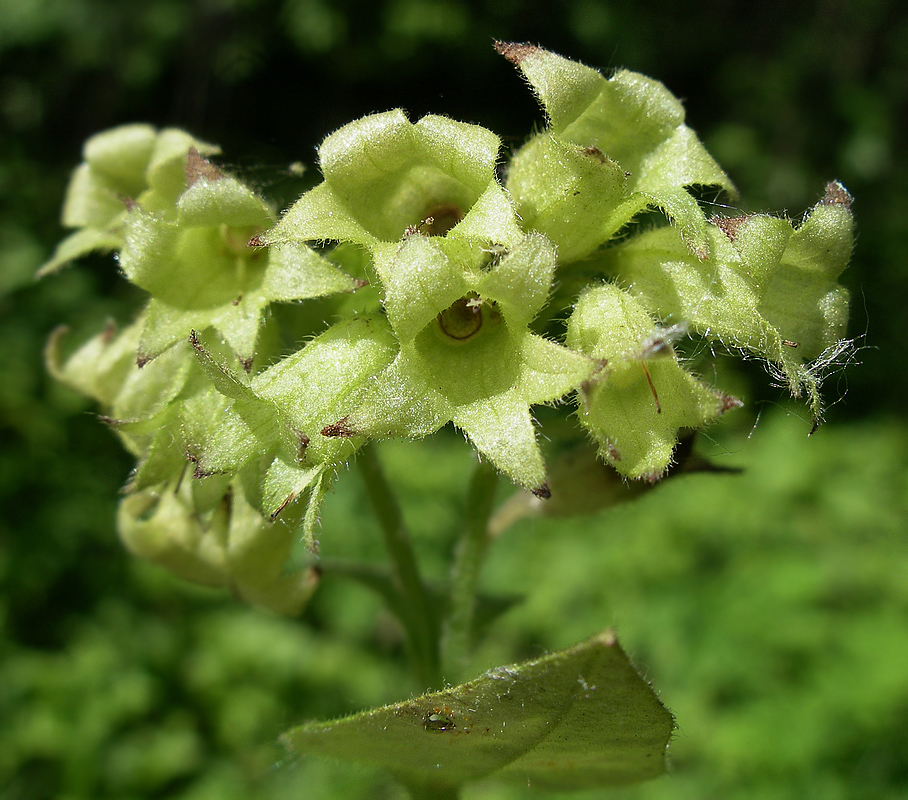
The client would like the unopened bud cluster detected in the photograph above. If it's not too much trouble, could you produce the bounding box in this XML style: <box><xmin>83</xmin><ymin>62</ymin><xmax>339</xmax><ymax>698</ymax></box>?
<box><xmin>41</xmin><ymin>44</ymin><xmax>853</xmax><ymax>612</ymax></box>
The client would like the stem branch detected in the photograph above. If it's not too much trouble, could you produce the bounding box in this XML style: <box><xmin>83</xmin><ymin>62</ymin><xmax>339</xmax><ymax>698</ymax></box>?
<box><xmin>441</xmin><ymin>459</ymin><xmax>499</xmax><ymax>680</ymax></box>
<box><xmin>357</xmin><ymin>444</ymin><xmax>440</xmax><ymax>688</ymax></box>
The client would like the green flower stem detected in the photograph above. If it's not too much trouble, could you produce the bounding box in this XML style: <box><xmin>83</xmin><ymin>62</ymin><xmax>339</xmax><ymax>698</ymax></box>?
<box><xmin>357</xmin><ymin>444</ymin><xmax>440</xmax><ymax>688</ymax></box>
<box><xmin>441</xmin><ymin>459</ymin><xmax>499</xmax><ymax>681</ymax></box>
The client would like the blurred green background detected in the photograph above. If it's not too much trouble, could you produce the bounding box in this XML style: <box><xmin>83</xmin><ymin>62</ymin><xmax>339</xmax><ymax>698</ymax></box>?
<box><xmin>1</xmin><ymin>1</ymin><xmax>906</xmax><ymax>798</ymax></box>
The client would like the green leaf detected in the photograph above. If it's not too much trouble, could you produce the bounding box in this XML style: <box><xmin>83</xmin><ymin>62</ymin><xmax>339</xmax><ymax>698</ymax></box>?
<box><xmin>281</xmin><ymin>630</ymin><xmax>673</xmax><ymax>793</ymax></box>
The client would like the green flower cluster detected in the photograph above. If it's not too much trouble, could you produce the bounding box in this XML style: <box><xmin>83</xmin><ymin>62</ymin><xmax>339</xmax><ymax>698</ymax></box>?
<box><xmin>42</xmin><ymin>44</ymin><xmax>853</xmax><ymax>612</ymax></box>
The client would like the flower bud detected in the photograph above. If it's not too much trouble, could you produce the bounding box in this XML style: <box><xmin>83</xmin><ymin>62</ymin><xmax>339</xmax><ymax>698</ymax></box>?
<box><xmin>567</xmin><ymin>283</ymin><xmax>740</xmax><ymax>480</ymax></box>
<box><xmin>602</xmin><ymin>183</ymin><xmax>853</xmax><ymax>419</ymax></box>
<box><xmin>498</xmin><ymin>43</ymin><xmax>735</xmax><ymax>261</ymax></box>
<box><xmin>38</xmin><ymin>125</ymin><xmax>218</xmax><ymax>276</ymax></box>
<box><xmin>119</xmin><ymin>478</ymin><xmax>319</xmax><ymax>615</ymax></box>
<box><xmin>261</xmin><ymin>110</ymin><xmax>523</xmax><ymax>271</ymax></box>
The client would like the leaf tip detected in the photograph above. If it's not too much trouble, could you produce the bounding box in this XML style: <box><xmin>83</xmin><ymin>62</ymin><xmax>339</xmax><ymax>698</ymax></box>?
<box><xmin>720</xmin><ymin>393</ymin><xmax>744</xmax><ymax>413</ymax></box>
<box><xmin>712</xmin><ymin>214</ymin><xmax>750</xmax><ymax>243</ymax></box>
<box><xmin>270</xmin><ymin>492</ymin><xmax>296</xmax><ymax>521</ymax></box>
<box><xmin>188</xmin><ymin>329</ymin><xmax>205</xmax><ymax>354</ymax></box>
<box><xmin>494</xmin><ymin>40</ymin><xmax>539</xmax><ymax>65</ymax></box>
<box><xmin>820</xmin><ymin>180</ymin><xmax>853</xmax><ymax>210</ymax></box>
<box><xmin>595</xmin><ymin>629</ymin><xmax>619</xmax><ymax>647</ymax></box>
<box><xmin>185</xmin><ymin>146</ymin><xmax>224</xmax><ymax>186</ymax></box>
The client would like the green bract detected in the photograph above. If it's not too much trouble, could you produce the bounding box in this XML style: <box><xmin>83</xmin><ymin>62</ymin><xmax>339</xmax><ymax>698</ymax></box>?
<box><xmin>41</xmin><ymin>43</ymin><xmax>853</xmax><ymax>597</ymax></box>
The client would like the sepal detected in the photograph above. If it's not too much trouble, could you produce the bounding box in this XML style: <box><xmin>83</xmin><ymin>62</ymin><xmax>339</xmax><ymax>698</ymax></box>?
<box><xmin>505</xmin><ymin>135</ymin><xmax>629</xmax><ymax>263</ymax></box>
<box><xmin>377</xmin><ymin>234</ymin><xmax>471</xmax><ymax>344</ymax></box>
<box><xmin>45</xmin><ymin>316</ymin><xmax>195</xmax><ymax>423</ymax></box>
<box><xmin>183</xmin><ymin>316</ymin><xmax>399</xmax><ymax>549</ymax></box>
